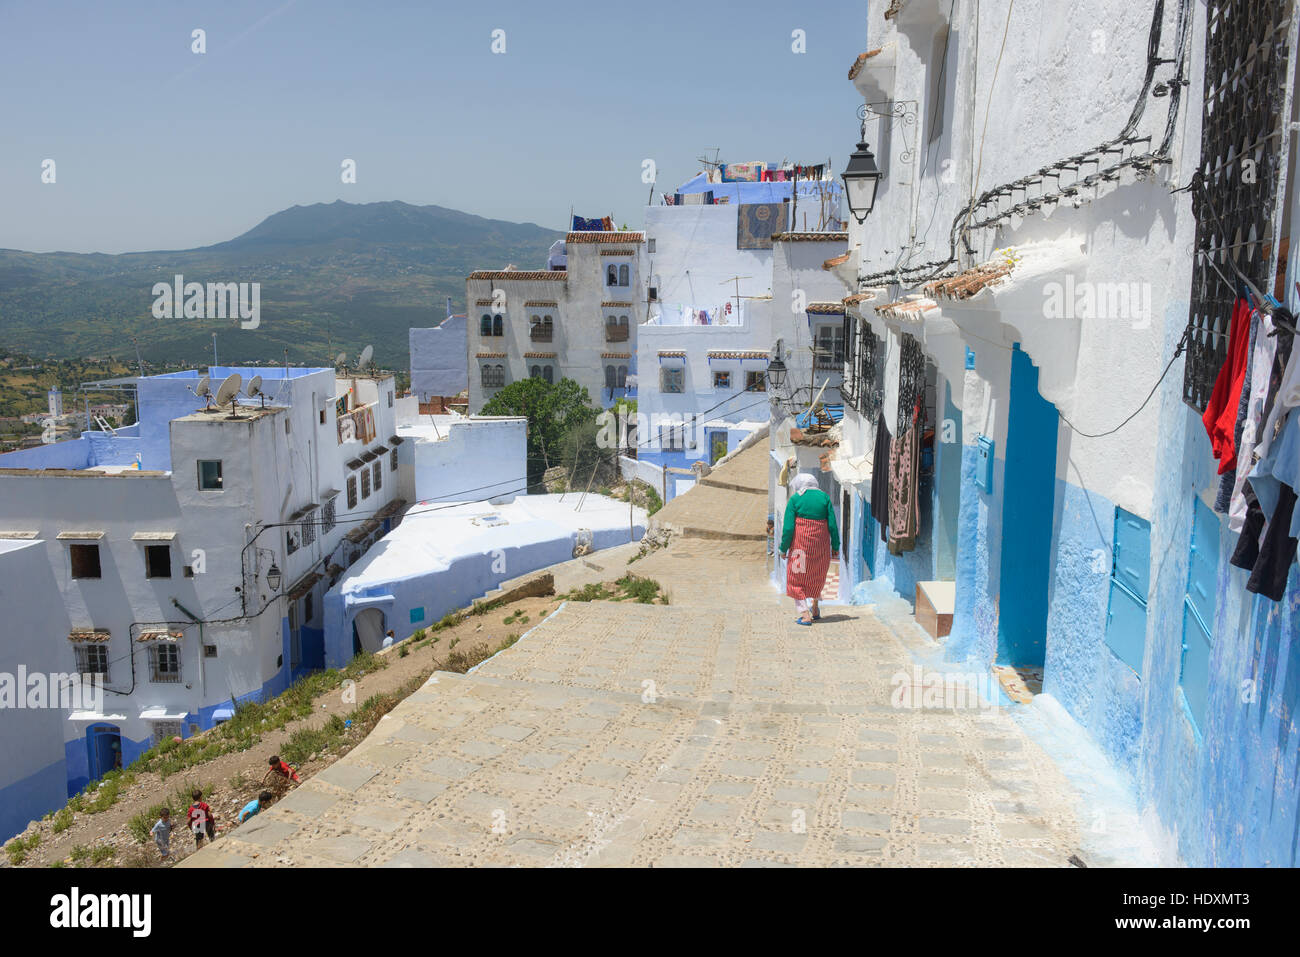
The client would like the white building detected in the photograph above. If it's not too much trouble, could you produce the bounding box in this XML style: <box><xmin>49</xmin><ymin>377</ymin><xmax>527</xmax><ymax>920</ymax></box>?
<box><xmin>392</xmin><ymin>395</ymin><xmax>528</xmax><ymax>506</ymax></box>
<box><xmin>322</xmin><ymin>493</ymin><xmax>646</xmax><ymax>667</ymax></box>
<box><xmin>48</xmin><ymin>388</ymin><xmax>63</xmax><ymax>419</ymax></box>
<box><xmin>410</xmin><ymin>298</ymin><xmax>469</xmax><ymax>406</ymax></box>
<box><xmin>466</xmin><ymin>231</ymin><xmax>645</xmax><ymax>412</ymax></box>
<box><xmin>634</xmin><ymin>177</ymin><xmax>847</xmax><ymax>485</ymax></box>
<box><xmin>0</xmin><ymin>365</ymin><xmax>401</xmax><ymax>809</ymax></box>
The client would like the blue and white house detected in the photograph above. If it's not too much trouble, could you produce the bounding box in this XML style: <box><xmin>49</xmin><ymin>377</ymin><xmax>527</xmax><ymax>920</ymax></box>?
<box><xmin>814</xmin><ymin>0</ymin><xmax>1300</xmax><ymax>866</ymax></box>
<box><xmin>0</xmin><ymin>364</ymin><xmax>403</xmax><ymax>832</ymax></box>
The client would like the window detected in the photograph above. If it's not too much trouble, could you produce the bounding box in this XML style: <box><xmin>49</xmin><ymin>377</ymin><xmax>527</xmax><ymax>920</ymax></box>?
<box><xmin>322</xmin><ymin>495</ymin><xmax>337</xmax><ymax>533</ymax></box>
<box><xmin>745</xmin><ymin>370</ymin><xmax>767</xmax><ymax>393</ymax></box>
<box><xmin>619</xmin><ymin>264</ymin><xmax>630</xmax><ymax>286</ymax></box>
<box><xmin>347</xmin><ymin>476</ymin><xmax>358</xmax><ymax>510</ymax></box>
<box><xmin>713</xmin><ymin>371</ymin><xmax>732</xmax><ymax>390</ymax></box>
<box><xmin>76</xmin><ymin>644</ymin><xmax>109</xmax><ymax>679</ymax></box>
<box><xmin>387</xmin><ymin>391</ymin><xmax>394</xmax><ymax>408</ymax></box>
<box><xmin>198</xmin><ymin>459</ymin><xmax>223</xmax><ymax>490</ymax></box>
<box><xmin>647</xmin><ymin>238</ymin><xmax>655</xmax><ymax>253</ymax></box>
<box><xmin>661</xmin><ymin>367</ymin><xmax>684</xmax><ymax>394</ymax></box>
<box><xmin>303</xmin><ymin>593</ymin><xmax>314</xmax><ymax>624</ymax></box>
<box><xmin>390</xmin><ymin>448</ymin><xmax>399</xmax><ymax>472</ymax></box>
<box><xmin>319</xmin><ymin>409</ymin><xmax>327</xmax><ymax>425</ymax></box>
<box><xmin>372</xmin><ymin>461</ymin><xmax>382</xmax><ymax>492</ymax></box>
<box><xmin>815</xmin><ymin>324</ymin><xmax>845</xmax><ymax>369</ymax></box>
<box><xmin>605</xmin><ymin>315</ymin><xmax>629</xmax><ymax>342</ymax></box>
<box><xmin>530</xmin><ymin>364</ymin><xmax>554</xmax><ymax>383</ymax></box>
<box><xmin>361</xmin><ymin>467</ymin><xmax>371</xmax><ymax>499</ymax></box>
<box><xmin>70</xmin><ymin>544</ymin><xmax>101</xmax><ymax>579</ymax></box>
<box><xmin>659</xmin><ymin>425</ymin><xmax>687</xmax><ymax>450</ymax></box>
<box><xmin>480</xmin><ymin>314</ymin><xmax>492</xmax><ymax>336</ymax></box>
<box><xmin>482</xmin><ymin>364</ymin><xmax>505</xmax><ymax>389</ymax></box>
<box><xmin>286</xmin><ymin>528</ymin><xmax>300</xmax><ymax>555</ymax></box>
<box><xmin>607</xmin><ymin>264</ymin><xmax>618</xmax><ymax>285</ymax></box>
<box><xmin>605</xmin><ymin>365</ymin><xmax>628</xmax><ymax>390</ymax></box>
<box><xmin>492</xmin><ymin>314</ymin><xmax>503</xmax><ymax>336</ymax></box>
<box><xmin>531</xmin><ymin>315</ymin><xmax>554</xmax><ymax>342</ymax></box>
<box><xmin>152</xmin><ymin>720</ymin><xmax>183</xmax><ymax>745</ymax></box>
<box><xmin>144</xmin><ymin>544</ymin><xmax>171</xmax><ymax>579</ymax></box>
<box><xmin>149</xmin><ymin>643</ymin><xmax>181</xmax><ymax>683</ymax></box>
<box><xmin>302</xmin><ymin>513</ymin><xmax>316</xmax><ymax>547</ymax></box>
<box><xmin>285</xmin><ymin>419</ymin><xmax>291</xmax><ymax>435</ymax></box>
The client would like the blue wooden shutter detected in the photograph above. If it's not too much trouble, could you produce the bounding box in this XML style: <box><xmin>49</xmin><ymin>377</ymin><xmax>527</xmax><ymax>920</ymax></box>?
<box><xmin>1180</xmin><ymin>498</ymin><xmax>1219</xmax><ymax>732</ymax></box>
<box><xmin>1104</xmin><ymin>507</ymin><xmax>1152</xmax><ymax>675</ymax></box>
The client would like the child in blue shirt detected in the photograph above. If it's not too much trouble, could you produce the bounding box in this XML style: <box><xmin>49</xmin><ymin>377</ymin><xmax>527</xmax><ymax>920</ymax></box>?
<box><xmin>237</xmin><ymin>790</ymin><xmax>273</xmax><ymax>824</ymax></box>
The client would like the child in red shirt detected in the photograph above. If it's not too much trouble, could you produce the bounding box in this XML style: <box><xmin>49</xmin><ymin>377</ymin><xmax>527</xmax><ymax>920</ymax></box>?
<box><xmin>261</xmin><ymin>754</ymin><xmax>301</xmax><ymax>790</ymax></box>
<box><xmin>186</xmin><ymin>788</ymin><xmax>216</xmax><ymax>846</ymax></box>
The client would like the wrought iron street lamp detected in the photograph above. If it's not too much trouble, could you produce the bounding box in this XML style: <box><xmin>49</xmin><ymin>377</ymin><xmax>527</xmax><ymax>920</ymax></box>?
<box><xmin>266</xmin><ymin>562</ymin><xmax>282</xmax><ymax>593</ymax></box>
<box><xmin>842</xmin><ymin>139</ymin><xmax>881</xmax><ymax>225</ymax></box>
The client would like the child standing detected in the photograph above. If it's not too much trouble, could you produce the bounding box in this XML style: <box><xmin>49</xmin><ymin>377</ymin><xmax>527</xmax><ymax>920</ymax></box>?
<box><xmin>150</xmin><ymin>808</ymin><xmax>173</xmax><ymax>860</ymax></box>
<box><xmin>187</xmin><ymin>788</ymin><xmax>217</xmax><ymax>847</ymax></box>
<box><xmin>766</xmin><ymin>516</ymin><xmax>776</xmax><ymax>556</ymax></box>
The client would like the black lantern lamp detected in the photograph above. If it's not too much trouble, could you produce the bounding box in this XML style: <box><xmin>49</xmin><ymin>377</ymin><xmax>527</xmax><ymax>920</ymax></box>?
<box><xmin>765</xmin><ymin>355</ymin><xmax>788</xmax><ymax>394</ymax></box>
<box><xmin>842</xmin><ymin>139</ymin><xmax>881</xmax><ymax>225</ymax></box>
<box><xmin>266</xmin><ymin>562</ymin><xmax>282</xmax><ymax>593</ymax></box>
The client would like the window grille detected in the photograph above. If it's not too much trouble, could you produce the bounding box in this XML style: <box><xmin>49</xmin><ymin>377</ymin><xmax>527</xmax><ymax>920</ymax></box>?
<box><xmin>1183</xmin><ymin>0</ymin><xmax>1297</xmax><ymax>411</ymax></box>
<box><xmin>150</xmin><ymin>643</ymin><xmax>181</xmax><ymax>683</ymax></box>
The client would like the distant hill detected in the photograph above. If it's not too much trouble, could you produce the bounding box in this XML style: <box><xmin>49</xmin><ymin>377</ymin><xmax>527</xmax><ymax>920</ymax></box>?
<box><xmin>0</xmin><ymin>201</ymin><xmax>562</xmax><ymax>368</ymax></box>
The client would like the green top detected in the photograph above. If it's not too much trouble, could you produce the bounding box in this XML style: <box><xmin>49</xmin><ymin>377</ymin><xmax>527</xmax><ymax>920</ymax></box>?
<box><xmin>780</xmin><ymin>488</ymin><xmax>840</xmax><ymax>553</ymax></box>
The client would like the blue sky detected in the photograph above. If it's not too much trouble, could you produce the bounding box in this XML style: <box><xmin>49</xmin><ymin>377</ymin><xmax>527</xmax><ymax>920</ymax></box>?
<box><xmin>0</xmin><ymin>0</ymin><xmax>868</xmax><ymax>254</ymax></box>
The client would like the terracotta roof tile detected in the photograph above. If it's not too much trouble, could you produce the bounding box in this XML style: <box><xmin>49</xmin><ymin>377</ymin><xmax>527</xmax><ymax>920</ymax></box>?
<box><xmin>523</xmin><ymin>300</ymin><xmax>558</xmax><ymax>307</ymax></box>
<box><xmin>823</xmin><ymin>251</ymin><xmax>851</xmax><ymax>270</ymax></box>
<box><xmin>707</xmin><ymin>350</ymin><xmax>770</xmax><ymax>359</ymax></box>
<box><xmin>772</xmin><ymin>231</ymin><xmax>849</xmax><ymax>242</ymax></box>
<box><xmin>468</xmin><ymin>271</ymin><xmax>566</xmax><ymax>281</ymax></box>
<box><xmin>566</xmin><ymin>232</ymin><xmax>645</xmax><ymax>244</ymax></box>
<box><xmin>523</xmin><ymin>352</ymin><xmax>556</xmax><ymax>359</ymax></box>
<box><xmin>848</xmin><ymin>47</ymin><xmax>884</xmax><ymax>80</ymax></box>
<box><xmin>601</xmin><ymin>352</ymin><xmax>631</xmax><ymax>359</ymax></box>
<box><xmin>924</xmin><ymin>261</ymin><xmax>1014</xmax><ymax>301</ymax></box>
<box><xmin>843</xmin><ymin>292</ymin><xmax>877</xmax><ymax>305</ymax></box>
<box><xmin>658</xmin><ymin>350</ymin><xmax>687</xmax><ymax>358</ymax></box>
<box><xmin>807</xmin><ymin>301</ymin><xmax>846</xmax><ymax>314</ymax></box>
<box><xmin>601</xmin><ymin>301</ymin><xmax>634</xmax><ymax>308</ymax></box>
<box><xmin>475</xmin><ymin>352</ymin><xmax>507</xmax><ymax>359</ymax></box>
<box><xmin>874</xmin><ymin>296</ymin><xmax>938</xmax><ymax>321</ymax></box>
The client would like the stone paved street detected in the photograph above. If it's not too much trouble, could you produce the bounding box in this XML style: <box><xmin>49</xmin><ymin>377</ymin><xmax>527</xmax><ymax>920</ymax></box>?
<box><xmin>184</xmin><ymin>445</ymin><xmax>1133</xmax><ymax>868</ymax></box>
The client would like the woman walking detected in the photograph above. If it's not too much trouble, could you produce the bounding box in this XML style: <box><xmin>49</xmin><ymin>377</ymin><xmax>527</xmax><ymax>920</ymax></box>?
<box><xmin>780</xmin><ymin>472</ymin><xmax>840</xmax><ymax>625</ymax></box>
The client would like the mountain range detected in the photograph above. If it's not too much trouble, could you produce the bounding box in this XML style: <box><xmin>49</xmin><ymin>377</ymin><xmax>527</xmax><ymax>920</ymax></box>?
<box><xmin>0</xmin><ymin>201</ymin><xmax>563</xmax><ymax>369</ymax></box>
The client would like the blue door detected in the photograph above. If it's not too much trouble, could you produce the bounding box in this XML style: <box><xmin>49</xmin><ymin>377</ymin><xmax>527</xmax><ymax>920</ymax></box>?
<box><xmin>996</xmin><ymin>344</ymin><xmax>1058</xmax><ymax>667</ymax></box>
<box><xmin>87</xmin><ymin>724</ymin><xmax>121</xmax><ymax>781</ymax></box>
<box><xmin>861</xmin><ymin>495</ymin><xmax>876</xmax><ymax>578</ymax></box>
<box><xmin>1104</xmin><ymin>508</ymin><xmax>1152</xmax><ymax>674</ymax></box>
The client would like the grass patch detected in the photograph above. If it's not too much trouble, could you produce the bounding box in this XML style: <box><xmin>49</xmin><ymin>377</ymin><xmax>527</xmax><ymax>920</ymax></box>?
<box><xmin>5</xmin><ymin>840</ymin><xmax>26</xmax><ymax>865</ymax></box>
<box><xmin>51</xmin><ymin>808</ymin><xmax>73</xmax><ymax>834</ymax></box>
<box><xmin>69</xmin><ymin>844</ymin><xmax>90</xmax><ymax>863</ymax></box>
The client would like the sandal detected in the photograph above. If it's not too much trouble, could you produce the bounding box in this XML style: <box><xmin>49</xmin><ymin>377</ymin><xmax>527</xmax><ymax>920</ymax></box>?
<box><xmin>795</xmin><ymin>617</ymin><xmax>813</xmax><ymax>626</ymax></box>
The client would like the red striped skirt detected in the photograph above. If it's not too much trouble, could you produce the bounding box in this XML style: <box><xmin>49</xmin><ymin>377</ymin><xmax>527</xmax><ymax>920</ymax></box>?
<box><xmin>785</xmin><ymin>516</ymin><xmax>831</xmax><ymax>601</ymax></box>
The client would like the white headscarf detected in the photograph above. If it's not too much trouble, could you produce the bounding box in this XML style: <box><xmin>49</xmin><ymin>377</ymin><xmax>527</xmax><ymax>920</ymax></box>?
<box><xmin>790</xmin><ymin>472</ymin><xmax>820</xmax><ymax>496</ymax></box>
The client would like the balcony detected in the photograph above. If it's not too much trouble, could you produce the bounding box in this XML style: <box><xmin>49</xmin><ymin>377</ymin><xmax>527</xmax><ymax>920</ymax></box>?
<box><xmin>605</xmin><ymin>325</ymin><xmax>629</xmax><ymax>343</ymax></box>
<box><xmin>530</xmin><ymin>325</ymin><xmax>553</xmax><ymax>343</ymax></box>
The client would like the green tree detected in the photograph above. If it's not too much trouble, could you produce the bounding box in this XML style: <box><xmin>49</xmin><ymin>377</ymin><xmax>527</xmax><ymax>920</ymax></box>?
<box><xmin>480</xmin><ymin>377</ymin><xmax>598</xmax><ymax>491</ymax></box>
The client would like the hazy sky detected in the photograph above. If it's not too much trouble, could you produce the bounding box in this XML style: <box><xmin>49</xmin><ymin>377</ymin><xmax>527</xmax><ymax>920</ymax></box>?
<box><xmin>0</xmin><ymin>0</ymin><xmax>869</xmax><ymax>254</ymax></box>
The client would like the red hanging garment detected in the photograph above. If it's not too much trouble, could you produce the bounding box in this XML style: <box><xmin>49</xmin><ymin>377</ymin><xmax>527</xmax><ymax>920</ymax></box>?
<box><xmin>1202</xmin><ymin>297</ymin><xmax>1253</xmax><ymax>473</ymax></box>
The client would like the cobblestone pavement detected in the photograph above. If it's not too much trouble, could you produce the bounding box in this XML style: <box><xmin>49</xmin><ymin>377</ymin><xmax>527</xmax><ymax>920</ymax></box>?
<box><xmin>183</xmin><ymin>443</ymin><xmax>1131</xmax><ymax>869</ymax></box>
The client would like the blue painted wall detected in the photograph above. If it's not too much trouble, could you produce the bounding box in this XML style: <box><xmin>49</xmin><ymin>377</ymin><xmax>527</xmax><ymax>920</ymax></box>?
<box><xmin>0</xmin><ymin>758</ymin><xmax>67</xmax><ymax>841</ymax></box>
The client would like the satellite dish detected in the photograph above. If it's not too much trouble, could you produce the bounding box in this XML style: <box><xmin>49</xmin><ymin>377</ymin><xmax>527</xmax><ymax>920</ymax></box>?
<box><xmin>359</xmin><ymin>345</ymin><xmax>374</xmax><ymax>368</ymax></box>
<box><xmin>215</xmin><ymin>373</ymin><xmax>242</xmax><ymax>409</ymax></box>
<box><xmin>246</xmin><ymin>375</ymin><xmax>263</xmax><ymax>397</ymax></box>
<box><xmin>195</xmin><ymin>376</ymin><xmax>211</xmax><ymax>397</ymax></box>
<box><xmin>335</xmin><ymin>352</ymin><xmax>348</xmax><ymax>367</ymax></box>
